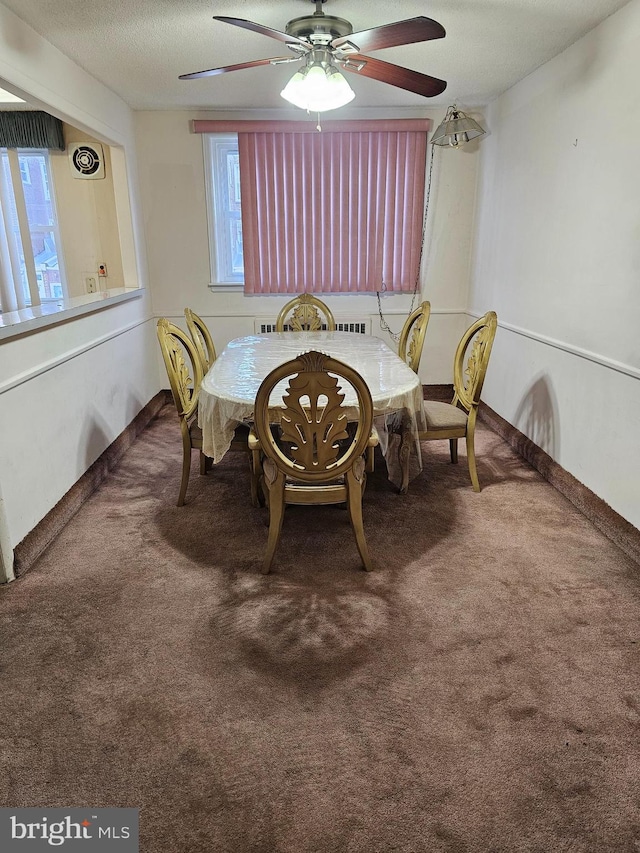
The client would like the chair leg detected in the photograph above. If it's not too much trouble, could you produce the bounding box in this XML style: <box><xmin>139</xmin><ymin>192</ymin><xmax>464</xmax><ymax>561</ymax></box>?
<box><xmin>366</xmin><ymin>444</ymin><xmax>375</xmax><ymax>474</ymax></box>
<box><xmin>262</xmin><ymin>476</ymin><xmax>286</xmax><ymax>574</ymax></box>
<box><xmin>398</xmin><ymin>415</ymin><xmax>413</xmax><ymax>495</ymax></box>
<box><xmin>449</xmin><ymin>438</ymin><xmax>458</xmax><ymax>464</ymax></box>
<box><xmin>249</xmin><ymin>448</ymin><xmax>263</xmax><ymax>508</ymax></box>
<box><xmin>178</xmin><ymin>436</ymin><xmax>191</xmax><ymax>507</ymax></box>
<box><xmin>346</xmin><ymin>471</ymin><xmax>373</xmax><ymax>572</ymax></box>
<box><xmin>199</xmin><ymin>450</ymin><xmax>207</xmax><ymax>476</ymax></box>
<box><xmin>466</xmin><ymin>428</ymin><xmax>481</xmax><ymax>492</ymax></box>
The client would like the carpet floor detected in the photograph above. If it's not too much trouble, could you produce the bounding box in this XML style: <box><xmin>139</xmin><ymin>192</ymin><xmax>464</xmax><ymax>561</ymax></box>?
<box><xmin>1</xmin><ymin>404</ymin><xmax>639</xmax><ymax>852</ymax></box>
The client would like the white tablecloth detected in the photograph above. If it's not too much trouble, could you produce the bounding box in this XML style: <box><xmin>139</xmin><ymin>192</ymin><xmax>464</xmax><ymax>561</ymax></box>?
<box><xmin>198</xmin><ymin>331</ymin><xmax>426</xmax><ymax>486</ymax></box>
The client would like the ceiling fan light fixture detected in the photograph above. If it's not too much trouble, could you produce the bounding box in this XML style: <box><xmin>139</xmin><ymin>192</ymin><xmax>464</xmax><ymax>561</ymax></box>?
<box><xmin>281</xmin><ymin>56</ymin><xmax>354</xmax><ymax>112</ymax></box>
<box><xmin>431</xmin><ymin>105</ymin><xmax>486</xmax><ymax>148</ymax></box>
<box><xmin>280</xmin><ymin>68</ymin><xmax>309</xmax><ymax>109</ymax></box>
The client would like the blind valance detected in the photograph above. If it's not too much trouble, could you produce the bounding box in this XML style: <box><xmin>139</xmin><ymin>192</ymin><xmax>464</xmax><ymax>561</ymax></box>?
<box><xmin>193</xmin><ymin>119</ymin><xmax>431</xmax><ymax>134</ymax></box>
<box><xmin>0</xmin><ymin>111</ymin><xmax>65</xmax><ymax>150</ymax></box>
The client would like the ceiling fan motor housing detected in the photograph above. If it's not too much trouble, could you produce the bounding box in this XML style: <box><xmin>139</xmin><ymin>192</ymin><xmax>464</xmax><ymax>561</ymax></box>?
<box><xmin>285</xmin><ymin>14</ymin><xmax>353</xmax><ymax>44</ymax></box>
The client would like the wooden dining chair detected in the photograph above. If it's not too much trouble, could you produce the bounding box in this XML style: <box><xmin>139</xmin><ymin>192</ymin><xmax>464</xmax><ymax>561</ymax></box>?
<box><xmin>158</xmin><ymin>318</ymin><xmax>258</xmax><ymax>506</ymax></box>
<box><xmin>185</xmin><ymin>307</ymin><xmax>216</xmax><ymax>373</ymax></box>
<box><xmin>157</xmin><ymin>318</ymin><xmax>206</xmax><ymax>506</ymax></box>
<box><xmin>398</xmin><ymin>301</ymin><xmax>431</xmax><ymax>374</ymax></box>
<box><xmin>405</xmin><ymin>311</ymin><xmax>498</xmax><ymax>493</ymax></box>
<box><xmin>249</xmin><ymin>351</ymin><xmax>378</xmax><ymax>574</ymax></box>
<box><xmin>275</xmin><ymin>294</ymin><xmax>336</xmax><ymax>332</ymax></box>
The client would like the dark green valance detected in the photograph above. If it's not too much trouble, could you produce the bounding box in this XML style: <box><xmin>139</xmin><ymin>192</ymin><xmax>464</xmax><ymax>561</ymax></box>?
<box><xmin>0</xmin><ymin>111</ymin><xmax>65</xmax><ymax>150</ymax></box>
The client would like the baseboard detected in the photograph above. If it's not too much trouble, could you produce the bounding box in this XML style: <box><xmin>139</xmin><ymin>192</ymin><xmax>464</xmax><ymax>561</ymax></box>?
<box><xmin>478</xmin><ymin>401</ymin><xmax>640</xmax><ymax>566</ymax></box>
<box><xmin>12</xmin><ymin>391</ymin><xmax>169</xmax><ymax>578</ymax></box>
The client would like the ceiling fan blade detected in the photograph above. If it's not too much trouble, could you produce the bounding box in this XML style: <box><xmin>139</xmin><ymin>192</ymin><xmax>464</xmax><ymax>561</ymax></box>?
<box><xmin>213</xmin><ymin>16</ymin><xmax>310</xmax><ymax>48</ymax></box>
<box><xmin>179</xmin><ymin>57</ymin><xmax>293</xmax><ymax>80</ymax></box>
<box><xmin>341</xmin><ymin>55</ymin><xmax>447</xmax><ymax>98</ymax></box>
<box><xmin>333</xmin><ymin>17</ymin><xmax>445</xmax><ymax>53</ymax></box>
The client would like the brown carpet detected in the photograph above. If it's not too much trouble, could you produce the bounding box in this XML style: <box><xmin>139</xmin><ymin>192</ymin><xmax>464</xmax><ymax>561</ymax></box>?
<box><xmin>1</xmin><ymin>404</ymin><xmax>639</xmax><ymax>852</ymax></box>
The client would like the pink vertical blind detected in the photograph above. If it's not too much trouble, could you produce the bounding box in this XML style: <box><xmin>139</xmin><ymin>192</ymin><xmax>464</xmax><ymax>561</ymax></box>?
<box><xmin>236</xmin><ymin>126</ymin><xmax>428</xmax><ymax>295</ymax></box>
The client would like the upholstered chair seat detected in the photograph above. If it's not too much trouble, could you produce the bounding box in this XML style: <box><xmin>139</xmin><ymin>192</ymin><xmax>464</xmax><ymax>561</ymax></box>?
<box><xmin>423</xmin><ymin>400</ymin><xmax>469</xmax><ymax>431</ymax></box>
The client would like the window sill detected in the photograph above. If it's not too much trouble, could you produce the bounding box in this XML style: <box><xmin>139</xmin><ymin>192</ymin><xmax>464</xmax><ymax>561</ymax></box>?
<box><xmin>208</xmin><ymin>282</ymin><xmax>244</xmax><ymax>292</ymax></box>
<box><xmin>0</xmin><ymin>288</ymin><xmax>144</xmax><ymax>341</ymax></box>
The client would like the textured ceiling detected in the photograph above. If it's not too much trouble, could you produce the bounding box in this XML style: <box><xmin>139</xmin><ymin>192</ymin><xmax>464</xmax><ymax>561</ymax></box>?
<box><xmin>0</xmin><ymin>0</ymin><xmax>630</xmax><ymax>110</ymax></box>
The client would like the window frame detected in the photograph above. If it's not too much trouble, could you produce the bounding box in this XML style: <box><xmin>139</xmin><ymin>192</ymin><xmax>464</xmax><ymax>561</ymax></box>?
<box><xmin>203</xmin><ymin>133</ymin><xmax>244</xmax><ymax>290</ymax></box>
<box><xmin>0</xmin><ymin>146</ymin><xmax>68</xmax><ymax>307</ymax></box>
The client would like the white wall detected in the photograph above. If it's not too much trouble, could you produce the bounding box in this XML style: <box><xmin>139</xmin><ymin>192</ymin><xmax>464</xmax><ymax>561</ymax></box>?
<box><xmin>52</xmin><ymin>125</ymin><xmax>125</xmax><ymax>297</ymax></box>
<box><xmin>134</xmin><ymin>109</ymin><xmax>482</xmax><ymax>384</ymax></box>
<box><xmin>470</xmin><ymin>0</ymin><xmax>640</xmax><ymax>527</ymax></box>
<box><xmin>0</xmin><ymin>2</ymin><xmax>157</xmax><ymax>576</ymax></box>
<box><xmin>0</xmin><ymin>306</ymin><xmax>158</xmax><ymax>542</ymax></box>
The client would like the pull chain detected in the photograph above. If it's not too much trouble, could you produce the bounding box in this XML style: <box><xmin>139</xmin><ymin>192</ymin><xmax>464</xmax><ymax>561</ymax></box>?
<box><xmin>376</xmin><ymin>141</ymin><xmax>435</xmax><ymax>342</ymax></box>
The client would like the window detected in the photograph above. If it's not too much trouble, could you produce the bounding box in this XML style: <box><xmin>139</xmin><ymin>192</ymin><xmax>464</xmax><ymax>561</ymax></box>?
<box><xmin>0</xmin><ymin>147</ymin><xmax>66</xmax><ymax>311</ymax></box>
<box><xmin>204</xmin><ymin>134</ymin><xmax>244</xmax><ymax>286</ymax></box>
<box><xmin>39</xmin><ymin>160</ymin><xmax>51</xmax><ymax>201</ymax></box>
<box><xmin>201</xmin><ymin>119</ymin><xmax>429</xmax><ymax>295</ymax></box>
<box><xmin>19</xmin><ymin>158</ymin><xmax>31</xmax><ymax>185</ymax></box>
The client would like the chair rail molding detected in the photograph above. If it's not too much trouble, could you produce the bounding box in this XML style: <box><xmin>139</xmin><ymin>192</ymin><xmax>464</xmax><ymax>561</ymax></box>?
<box><xmin>465</xmin><ymin>312</ymin><xmax>640</xmax><ymax>381</ymax></box>
<box><xmin>0</xmin><ymin>317</ymin><xmax>151</xmax><ymax>396</ymax></box>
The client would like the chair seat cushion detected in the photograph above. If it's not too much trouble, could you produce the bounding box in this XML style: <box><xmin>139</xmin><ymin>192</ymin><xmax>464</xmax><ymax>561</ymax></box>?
<box><xmin>423</xmin><ymin>400</ymin><xmax>468</xmax><ymax>430</ymax></box>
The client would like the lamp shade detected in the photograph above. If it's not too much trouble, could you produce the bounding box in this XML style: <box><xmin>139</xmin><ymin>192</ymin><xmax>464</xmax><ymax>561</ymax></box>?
<box><xmin>281</xmin><ymin>63</ymin><xmax>355</xmax><ymax>112</ymax></box>
<box><xmin>431</xmin><ymin>106</ymin><xmax>485</xmax><ymax>148</ymax></box>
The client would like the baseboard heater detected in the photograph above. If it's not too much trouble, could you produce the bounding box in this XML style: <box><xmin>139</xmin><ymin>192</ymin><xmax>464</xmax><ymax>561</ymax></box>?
<box><xmin>255</xmin><ymin>318</ymin><xmax>370</xmax><ymax>335</ymax></box>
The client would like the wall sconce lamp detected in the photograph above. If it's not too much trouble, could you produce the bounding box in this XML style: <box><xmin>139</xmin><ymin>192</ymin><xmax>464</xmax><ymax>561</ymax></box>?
<box><xmin>431</xmin><ymin>104</ymin><xmax>486</xmax><ymax>148</ymax></box>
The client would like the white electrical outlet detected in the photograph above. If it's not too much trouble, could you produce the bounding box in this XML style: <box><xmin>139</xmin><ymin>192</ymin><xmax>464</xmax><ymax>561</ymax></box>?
<box><xmin>85</xmin><ymin>276</ymin><xmax>98</xmax><ymax>293</ymax></box>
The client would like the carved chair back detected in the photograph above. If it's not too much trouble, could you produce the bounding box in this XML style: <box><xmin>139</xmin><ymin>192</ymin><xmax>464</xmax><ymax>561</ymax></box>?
<box><xmin>184</xmin><ymin>307</ymin><xmax>217</xmax><ymax>373</ymax></box>
<box><xmin>157</xmin><ymin>318</ymin><xmax>203</xmax><ymax>423</ymax></box>
<box><xmin>398</xmin><ymin>301</ymin><xmax>431</xmax><ymax>373</ymax></box>
<box><xmin>275</xmin><ymin>294</ymin><xmax>336</xmax><ymax>333</ymax></box>
<box><xmin>253</xmin><ymin>351</ymin><xmax>373</xmax><ymax>485</ymax></box>
<box><xmin>452</xmin><ymin>311</ymin><xmax>498</xmax><ymax>413</ymax></box>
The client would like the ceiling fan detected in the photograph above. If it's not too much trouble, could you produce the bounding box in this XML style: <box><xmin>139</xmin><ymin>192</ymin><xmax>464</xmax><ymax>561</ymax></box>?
<box><xmin>180</xmin><ymin>0</ymin><xmax>447</xmax><ymax>110</ymax></box>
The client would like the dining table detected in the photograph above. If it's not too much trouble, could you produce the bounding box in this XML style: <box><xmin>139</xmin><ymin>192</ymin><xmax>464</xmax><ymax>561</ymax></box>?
<box><xmin>198</xmin><ymin>330</ymin><xmax>426</xmax><ymax>489</ymax></box>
